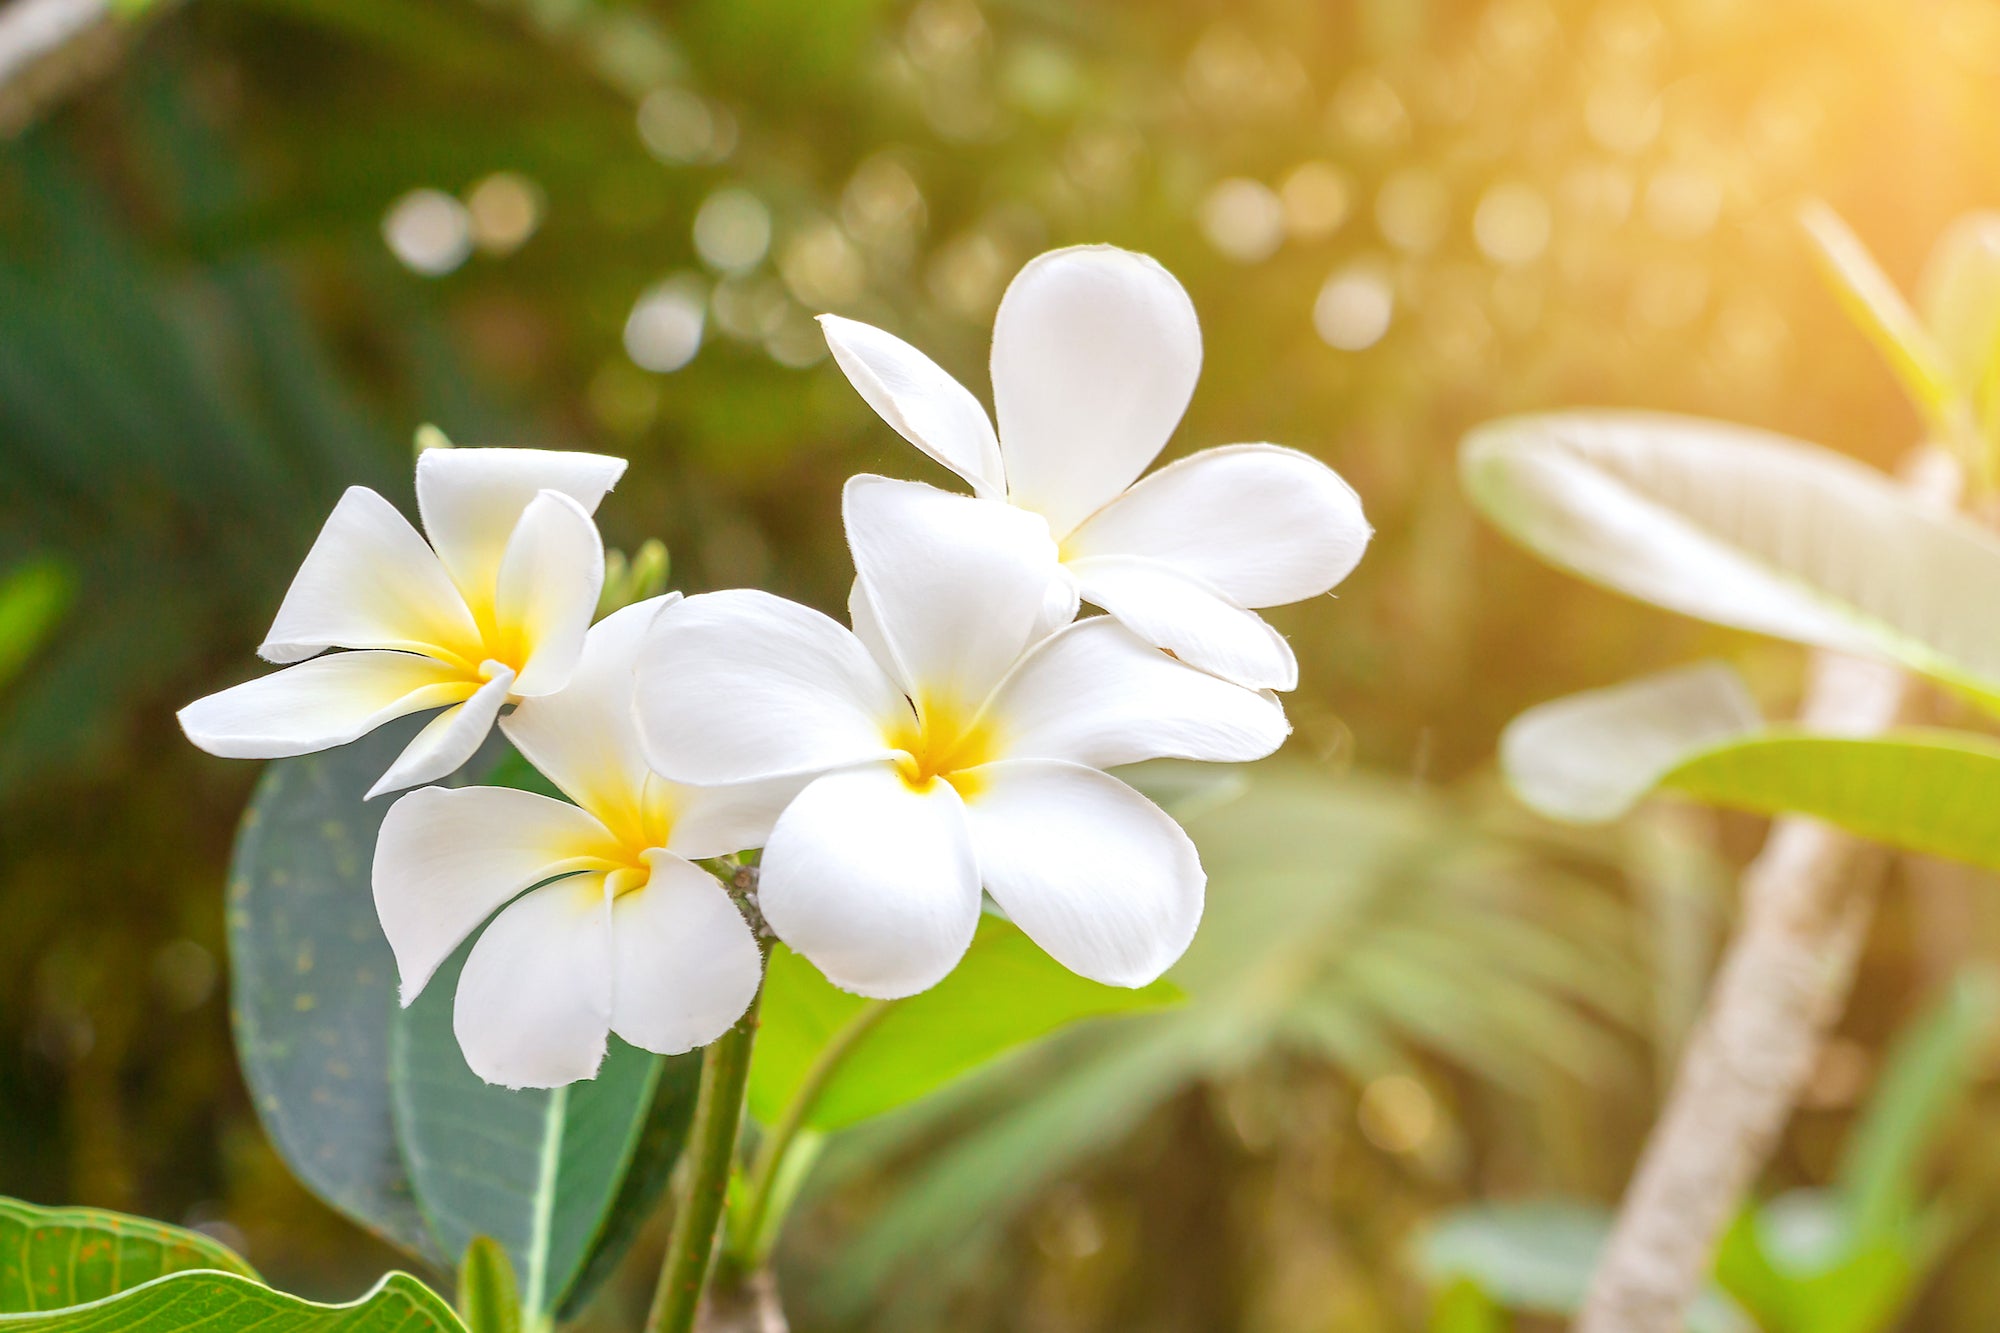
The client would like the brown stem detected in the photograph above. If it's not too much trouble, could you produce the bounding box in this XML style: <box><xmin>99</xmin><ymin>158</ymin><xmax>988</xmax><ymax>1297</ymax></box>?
<box><xmin>1575</xmin><ymin>449</ymin><xmax>1961</xmax><ymax>1332</ymax></box>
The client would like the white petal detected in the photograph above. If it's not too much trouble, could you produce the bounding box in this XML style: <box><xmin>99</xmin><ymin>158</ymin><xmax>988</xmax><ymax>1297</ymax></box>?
<box><xmin>453</xmin><ymin>876</ymin><xmax>614</xmax><ymax>1089</ymax></box>
<box><xmin>759</xmin><ymin>764</ymin><xmax>981</xmax><ymax>998</ymax></box>
<box><xmin>417</xmin><ymin>447</ymin><xmax>626</xmax><ymax>603</ymax></box>
<box><xmin>374</xmin><ymin>786</ymin><xmax>624</xmax><ymax>1005</ymax></box>
<box><xmin>1063</xmin><ymin>443</ymin><xmax>1371</xmax><ymax>607</ymax></box>
<box><xmin>990</xmin><ymin>246</ymin><xmax>1202</xmax><ymax>536</ymax></box>
<box><xmin>661</xmin><ymin>773</ymin><xmax>809</xmax><ymax>860</ymax></box>
<box><xmin>844</xmin><ymin>474</ymin><xmax>1058</xmax><ymax>707</ymax></box>
<box><xmin>1070</xmin><ymin>555</ymin><xmax>1298</xmax><ymax>691</ymax></box>
<box><xmin>259</xmin><ymin>487</ymin><xmax>482</xmax><ymax>665</ymax></box>
<box><xmin>985</xmin><ymin>617</ymin><xmax>1289</xmax><ymax>767</ymax></box>
<box><xmin>636</xmin><ymin>590</ymin><xmax>905</xmax><ymax>785</ymax></box>
<box><xmin>1033</xmin><ymin>565</ymin><xmax>1082</xmax><ymax>641</ymax></box>
<box><xmin>848</xmin><ymin>576</ymin><xmax>893</xmax><ymax>670</ymax></box>
<box><xmin>366</xmin><ymin>667</ymin><xmax>516</xmax><ymax>799</ymax></box>
<box><xmin>178</xmin><ymin>651</ymin><xmax>471</xmax><ymax>760</ymax></box>
<box><xmin>959</xmin><ymin>760</ymin><xmax>1201</xmax><ymax>987</ymax></box>
<box><xmin>491</xmin><ymin>490</ymin><xmax>607</xmax><ymax>696</ymax></box>
<box><xmin>819</xmin><ymin>315</ymin><xmax>1005</xmax><ymax>498</ymax></box>
<box><xmin>609</xmin><ymin>852</ymin><xmax>762</xmax><ymax>1054</ymax></box>
<box><xmin>503</xmin><ymin>595</ymin><xmax>674</xmax><ymax>838</ymax></box>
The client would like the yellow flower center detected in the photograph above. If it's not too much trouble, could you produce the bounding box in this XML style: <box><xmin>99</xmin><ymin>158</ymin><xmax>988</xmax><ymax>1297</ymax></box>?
<box><xmin>886</xmin><ymin>694</ymin><xmax>1000</xmax><ymax>798</ymax></box>
<box><xmin>555</xmin><ymin>780</ymin><xmax>679</xmax><ymax>908</ymax></box>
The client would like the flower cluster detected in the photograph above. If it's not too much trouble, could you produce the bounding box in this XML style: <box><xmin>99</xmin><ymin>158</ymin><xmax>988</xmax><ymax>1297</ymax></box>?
<box><xmin>181</xmin><ymin>246</ymin><xmax>1370</xmax><ymax>1088</ymax></box>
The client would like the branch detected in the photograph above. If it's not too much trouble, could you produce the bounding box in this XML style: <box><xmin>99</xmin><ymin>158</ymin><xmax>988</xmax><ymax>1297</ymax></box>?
<box><xmin>1574</xmin><ymin>448</ymin><xmax>1963</xmax><ymax>1331</ymax></box>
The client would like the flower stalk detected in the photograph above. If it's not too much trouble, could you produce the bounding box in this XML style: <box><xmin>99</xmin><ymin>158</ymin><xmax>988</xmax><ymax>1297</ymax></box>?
<box><xmin>646</xmin><ymin>982</ymin><xmax>763</xmax><ymax>1333</ymax></box>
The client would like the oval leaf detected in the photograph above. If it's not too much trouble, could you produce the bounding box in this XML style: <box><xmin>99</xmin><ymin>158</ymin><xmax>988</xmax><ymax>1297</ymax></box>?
<box><xmin>0</xmin><ymin>1197</ymin><xmax>256</xmax><ymax>1312</ymax></box>
<box><xmin>0</xmin><ymin>1271</ymin><xmax>464</xmax><ymax>1331</ymax></box>
<box><xmin>1668</xmin><ymin>730</ymin><xmax>2000</xmax><ymax>872</ymax></box>
<box><xmin>228</xmin><ymin>718</ymin><xmax>500</xmax><ymax>1258</ymax></box>
<box><xmin>1503</xmin><ymin>664</ymin><xmax>2000</xmax><ymax>873</ymax></box>
<box><xmin>389</xmin><ymin>942</ymin><xmax>701</xmax><ymax>1321</ymax></box>
<box><xmin>1501</xmin><ymin>661</ymin><xmax>1762</xmax><ymax>824</ymax></box>
<box><xmin>750</xmin><ymin>914</ymin><xmax>1180</xmax><ymax>1133</ymax></box>
<box><xmin>1461</xmin><ymin>411</ymin><xmax>2000</xmax><ymax>704</ymax></box>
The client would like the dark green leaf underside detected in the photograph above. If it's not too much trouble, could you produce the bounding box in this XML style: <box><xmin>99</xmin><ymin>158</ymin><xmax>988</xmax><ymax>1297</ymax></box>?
<box><xmin>390</xmin><ymin>941</ymin><xmax>697</xmax><ymax>1318</ymax></box>
<box><xmin>227</xmin><ymin>720</ymin><xmax>503</xmax><ymax>1259</ymax></box>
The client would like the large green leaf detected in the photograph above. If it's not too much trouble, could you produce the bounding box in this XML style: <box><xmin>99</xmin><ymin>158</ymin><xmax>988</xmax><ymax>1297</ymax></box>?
<box><xmin>1502</xmin><ymin>662</ymin><xmax>2000</xmax><ymax>873</ymax></box>
<box><xmin>0</xmin><ymin>1272</ymin><xmax>464</xmax><ymax>1331</ymax></box>
<box><xmin>0</xmin><ymin>1197</ymin><xmax>256</xmax><ymax>1312</ymax></box>
<box><xmin>227</xmin><ymin>719</ymin><xmax>500</xmax><ymax>1258</ymax></box>
<box><xmin>389</xmin><ymin>942</ymin><xmax>701</xmax><ymax>1321</ymax></box>
<box><xmin>1460</xmin><ymin>411</ymin><xmax>2000</xmax><ymax>706</ymax></box>
<box><xmin>749</xmin><ymin>914</ymin><xmax>1180</xmax><ymax>1134</ymax></box>
<box><xmin>1668</xmin><ymin>731</ymin><xmax>2000</xmax><ymax>872</ymax></box>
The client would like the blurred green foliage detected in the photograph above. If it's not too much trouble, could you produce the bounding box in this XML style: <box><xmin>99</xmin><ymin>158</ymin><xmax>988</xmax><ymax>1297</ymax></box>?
<box><xmin>9</xmin><ymin>0</ymin><xmax>2000</xmax><ymax>1329</ymax></box>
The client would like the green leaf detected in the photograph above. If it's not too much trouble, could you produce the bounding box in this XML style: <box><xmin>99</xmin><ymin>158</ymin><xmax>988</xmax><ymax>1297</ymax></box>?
<box><xmin>1429</xmin><ymin>1279</ymin><xmax>1509</xmax><ymax>1333</ymax></box>
<box><xmin>1798</xmin><ymin>201</ymin><xmax>1960</xmax><ymax>429</ymax></box>
<box><xmin>0</xmin><ymin>558</ymin><xmax>71</xmax><ymax>693</ymax></box>
<box><xmin>0</xmin><ymin>1271</ymin><xmax>464</xmax><ymax>1331</ymax></box>
<box><xmin>1461</xmin><ymin>412</ymin><xmax>2000</xmax><ymax>707</ymax></box>
<box><xmin>1501</xmin><ymin>663</ymin><xmax>2000</xmax><ymax>873</ymax></box>
<box><xmin>455</xmin><ymin>1238</ymin><xmax>521</xmax><ymax>1333</ymax></box>
<box><xmin>749</xmin><ymin>914</ymin><xmax>1180</xmax><ymax>1133</ymax></box>
<box><xmin>1670</xmin><ymin>731</ymin><xmax>2000</xmax><ymax>872</ymax></box>
<box><xmin>1417</xmin><ymin>1202</ymin><xmax>1753</xmax><ymax>1333</ymax></box>
<box><xmin>1502</xmin><ymin>662</ymin><xmax>1763</xmax><ymax>825</ymax></box>
<box><xmin>389</xmin><ymin>942</ymin><xmax>701</xmax><ymax>1321</ymax></box>
<box><xmin>1722</xmin><ymin>1193</ymin><xmax>1914</xmax><ymax>1333</ymax></box>
<box><xmin>228</xmin><ymin>719</ymin><xmax>503</xmax><ymax>1259</ymax></box>
<box><xmin>0</xmin><ymin>1197</ymin><xmax>257</xmax><ymax>1312</ymax></box>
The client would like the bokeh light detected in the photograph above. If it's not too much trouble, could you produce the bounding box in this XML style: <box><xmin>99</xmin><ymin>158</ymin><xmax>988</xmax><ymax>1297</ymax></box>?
<box><xmin>693</xmin><ymin>187</ymin><xmax>773</xmax><ymax>272</ymax></box>
<box><xmin>382</xmin><ymin>188</ymin><xmax>472</xmax><ymax>276</ymax></box>
<box><xmin>623</xmin><ymin>275</ymin><xmax>706</xmax><ymax>373</ymax></box>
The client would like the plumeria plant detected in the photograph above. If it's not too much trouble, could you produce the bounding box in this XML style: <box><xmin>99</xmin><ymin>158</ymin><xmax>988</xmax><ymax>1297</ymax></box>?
<box><xmin>1459</xmin><ymin>208</ymin><xmax>2000</xmax><ymax>1332</ymax></box>
<box><xmin>2</xmin><ymin>248</ymin><xmax>1368</xmax><ymax>1333</ymax></box>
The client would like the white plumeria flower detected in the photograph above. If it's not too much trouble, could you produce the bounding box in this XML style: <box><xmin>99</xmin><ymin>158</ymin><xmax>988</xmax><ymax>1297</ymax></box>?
<box><xmin>372</xmin><ymin>597</ymin><xmax>792</xmax><ymax>1089</ymax></box>
<box><xmin>633</xmin><ymin>475</ymin><xmax>1290</xmax><ymax>1000</ymax></box>
<box><xmin>818</xmin><ymin>244</ymin><xmax>1372</xmax><ymax>692</ymax></box>
<box><xmin>179</xmin><ymin>448</ymin><xmax>625</xmax><ymax>798</ymax></box>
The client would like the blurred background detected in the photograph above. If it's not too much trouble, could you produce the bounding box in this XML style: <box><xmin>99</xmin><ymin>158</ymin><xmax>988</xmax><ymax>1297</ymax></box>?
<box><xmin>7</xmin><ymin>0</ymin><xmax>2000</xmax><ymax>1328</ymax></box>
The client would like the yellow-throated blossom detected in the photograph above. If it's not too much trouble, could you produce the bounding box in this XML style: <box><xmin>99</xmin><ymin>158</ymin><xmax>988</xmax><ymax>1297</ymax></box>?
<box><xmin>633</xmin><ymin>476</ymin><xmax>1289</xmax><ymax>1000</ymax></box>
<box><xmin>372</xmin><ymin>597</ymin><xmax>793</xmax><ymax>1088</ymax></box>
<box><xmin>179</xmin><ymin>448</ymin><xmax>623</xmax><ymax>797</ymax></box>
<box><xmin>819</xmin><ymin>245</ymin><xmax>1372</xmax><ymax>691</ymax></box>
